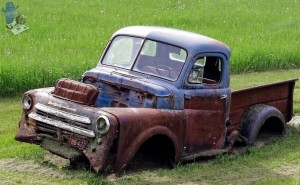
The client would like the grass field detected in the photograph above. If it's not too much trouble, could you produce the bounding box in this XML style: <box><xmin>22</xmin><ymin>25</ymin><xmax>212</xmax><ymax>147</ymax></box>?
<box><xmin>0</xmin><ymin>0</ymin><xmax>300</xmax><ymax>184</ymax></box>
<box><xmin>0</xmin><ymin>0</ymin><xmax>300</xmax><ymax>96</ymax></box>
<box><xmin>0</xmin><ymin>70</ymin><xmax>299</xmax><ymax>184</ymax></box>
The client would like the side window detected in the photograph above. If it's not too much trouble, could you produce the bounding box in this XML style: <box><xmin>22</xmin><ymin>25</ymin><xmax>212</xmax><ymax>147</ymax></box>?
<box><xmin>188</xmin><ymin>56</ymin><xmax>222</xmax><ymax>84</ymax></box>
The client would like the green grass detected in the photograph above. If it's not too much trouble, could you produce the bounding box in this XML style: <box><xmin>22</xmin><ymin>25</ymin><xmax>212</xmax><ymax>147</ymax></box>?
<box><xmin>0</xmin><ymin>0</ymin><xmax>300</xmax><ymax>96</ymax></box>
<box><xmin>0</xmin><ymin>70</ymin><xmax>299</xmax><ymax>184</ymax></box>
<box><xmin>0</xmin><ymin>97</ymin><xmax>44</xmax><ymax>159</ymax></box>
<box><xmin>0</xmin><ymin>0</ymin><xmax>299</xmax><ymax>184</ymax></box>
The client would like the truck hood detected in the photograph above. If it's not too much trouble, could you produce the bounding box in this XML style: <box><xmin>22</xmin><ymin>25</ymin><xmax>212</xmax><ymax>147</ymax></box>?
<box><xmin>83</xmin><ymin>67</ymin><xmax>172</xmax><ymax>97</ymax></box>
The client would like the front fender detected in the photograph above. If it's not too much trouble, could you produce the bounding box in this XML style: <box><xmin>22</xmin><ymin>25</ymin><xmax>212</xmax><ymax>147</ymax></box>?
<box><xmin>101</xmin><ymin>108</ymin><xmax>186</xmax><ymax>172</ymax></box>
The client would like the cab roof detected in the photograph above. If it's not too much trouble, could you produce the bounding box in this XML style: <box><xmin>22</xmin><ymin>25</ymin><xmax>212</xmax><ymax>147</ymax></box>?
<box><xmin>113</xmin><ymin>26</ymin><xmax>231</xmax><ymax>59</ymax></box>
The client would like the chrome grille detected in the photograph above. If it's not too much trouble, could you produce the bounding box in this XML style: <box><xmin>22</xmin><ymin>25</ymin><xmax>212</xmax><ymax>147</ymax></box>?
<box><xmin>30</xmin><ymin>103</ymin><xmax>95</xmax><ymax>138</ymax></box>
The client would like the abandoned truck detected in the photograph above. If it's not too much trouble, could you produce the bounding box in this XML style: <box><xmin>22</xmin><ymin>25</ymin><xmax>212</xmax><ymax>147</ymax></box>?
<box><xmin>16</xmin><ymin>26</ymin><xmax>297</xmax><ymax>172</ymax></box>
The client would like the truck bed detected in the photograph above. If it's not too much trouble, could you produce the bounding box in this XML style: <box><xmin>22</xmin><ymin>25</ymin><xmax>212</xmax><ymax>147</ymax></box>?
<box><xmin>229</xmin><ymin>79</ymin><xmax>298</xmax><ymax>132</ymax></box>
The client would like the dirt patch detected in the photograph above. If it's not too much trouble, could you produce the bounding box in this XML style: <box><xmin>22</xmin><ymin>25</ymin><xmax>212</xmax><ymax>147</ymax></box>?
<box><xmin>141</xmin><ymin>172</ymin><xmax>172</xmax><ymax>184</ymax></box>
<box><xmin>274</xmin><ymin>163</ymin><xmax>300</xmax><ymax>176</ymax></box>
<box><xmin>0</xmin><ymin>158</ymin><xmax>68</xmax><ymax>178</ymax></box>
<box><xmin>109</xmin><ymin>172</ymin><xmax>173</xmax><ymax>184</ymax></box>
<box><xmin>43</xmin><ymin>153</ymin><xmax>70</xmax><ymax>168</ymax></box>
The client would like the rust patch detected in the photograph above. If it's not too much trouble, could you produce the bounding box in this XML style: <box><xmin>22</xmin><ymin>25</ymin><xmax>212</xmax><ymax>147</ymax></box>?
<box><xmin>15</xmin><ymin>119</ymin><xmax>39</xmax><ymax>144</ymax></box>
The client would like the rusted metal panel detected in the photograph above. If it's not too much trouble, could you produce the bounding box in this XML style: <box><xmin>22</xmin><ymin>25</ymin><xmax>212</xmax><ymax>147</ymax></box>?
<box><xmin>183</xmin><ymin>109</ymin><xmax>225</xmax><ymax>152</ymax></box>
<box><xmin>15</xmin><ymin>117</ymin><xmax>40</xmax><ymax>144</ymax></box>
<box><xmin>183</xmin><ymin>97</ymin><xmax>226</xmax><ymax>156</ymax></box>
<box><xmin>101</xmin><ymin>108</ymin><xmax>186</xmax><ymax>171</ymax></box>
<box><xmin>83</xmin><ymin>115</ymin><xmax>118</xmax><ymax>172</ymax></box>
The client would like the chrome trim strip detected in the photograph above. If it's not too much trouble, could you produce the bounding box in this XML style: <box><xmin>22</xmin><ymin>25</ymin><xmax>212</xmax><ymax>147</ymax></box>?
<box><xmin>35</xmin><ymin>103</ymin><xmax>91</xmax><ymax>124</ymax></box>
<box><xmin>29</xmin><ymin>112</ymin><xmax>95</xmax><ymax>138</ymax></box>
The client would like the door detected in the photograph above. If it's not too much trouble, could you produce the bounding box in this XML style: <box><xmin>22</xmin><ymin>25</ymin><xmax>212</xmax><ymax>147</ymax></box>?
<box><xmin>183</xmin><ymin>55</ymin><xmax>230</xmax><ymax>155</ymax></box>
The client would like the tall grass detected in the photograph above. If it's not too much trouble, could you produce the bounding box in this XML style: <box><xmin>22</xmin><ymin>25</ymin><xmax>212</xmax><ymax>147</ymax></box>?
<box><xmin>0</xmin><ymin>0</ymin><xmax>299</xmax><ymax>96</ymax></box>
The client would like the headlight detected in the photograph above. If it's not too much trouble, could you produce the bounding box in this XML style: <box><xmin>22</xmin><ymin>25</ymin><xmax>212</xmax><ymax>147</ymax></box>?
<box><xmin>22</xmin><ymin>94</ymin><xmax>33</xmax><ymax>110</ymax></box>
<box><xmin>96</xmin><ymin>115</ymin><xmax>110</xmax><ymax>135</ymax></box>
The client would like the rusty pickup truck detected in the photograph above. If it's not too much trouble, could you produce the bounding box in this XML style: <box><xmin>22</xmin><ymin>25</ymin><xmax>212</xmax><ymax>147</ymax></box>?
<box><xmin>16</xmin><ymin>26</ymin><xmax>297</xmax><ymax>172</ymax></box>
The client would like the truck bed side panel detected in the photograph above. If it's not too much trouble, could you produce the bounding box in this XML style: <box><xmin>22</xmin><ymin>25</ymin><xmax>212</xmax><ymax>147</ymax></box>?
<box><xmin>229</xmin><ymin>79</ymin><xmax>297</xmax><ymax>132</ymax></box>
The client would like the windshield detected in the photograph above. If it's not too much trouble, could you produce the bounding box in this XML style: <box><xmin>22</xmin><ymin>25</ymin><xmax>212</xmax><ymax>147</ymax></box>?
<box><xmin>101</xmin><ymin>36</ymin><xmax>143</xmax><ymax>69</ymax></box>
<box><xmin>101</xmin><ymin>36</ymin><xmax>187</xmax><ymax>81</ymax></box>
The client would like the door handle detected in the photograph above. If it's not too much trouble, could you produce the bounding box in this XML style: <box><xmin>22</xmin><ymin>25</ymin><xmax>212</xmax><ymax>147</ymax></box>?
<box><xmin>184</xmin><ymin>94</ymin><xmax>192</xmax><ymax>100</ymax></box>
<box><xmin>219</xmin><ymin>95</ymin><xmax>227</xmax><ymax>99</ymax></box>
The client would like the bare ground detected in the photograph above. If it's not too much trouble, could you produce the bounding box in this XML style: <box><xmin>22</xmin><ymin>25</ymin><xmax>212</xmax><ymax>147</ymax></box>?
<box><xmin>0</xmin><ymin>157</ymin><xmax>69</xmax><ymax>179</ymax></box>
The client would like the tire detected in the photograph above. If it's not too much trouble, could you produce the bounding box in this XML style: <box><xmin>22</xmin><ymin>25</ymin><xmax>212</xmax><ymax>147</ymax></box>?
<box><xmin>240</xmin><ymin>104</ymin><xmax>285</xmax><ymax>145</ymax></box>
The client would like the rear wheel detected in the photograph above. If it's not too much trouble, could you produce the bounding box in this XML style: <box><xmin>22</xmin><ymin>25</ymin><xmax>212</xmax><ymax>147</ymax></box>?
<box><xmin>240</xmin><ymin>104</ymin><xmax>285</xmax><ymax>146</ymax></box>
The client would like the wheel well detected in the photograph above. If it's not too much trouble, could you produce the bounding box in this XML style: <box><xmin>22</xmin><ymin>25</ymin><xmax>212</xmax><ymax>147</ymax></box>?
<box><xmin>128</xmin><ymin>134</ymin><xmax>175</xmax><ymax>170</ymax></box>
<box><xmin>240</xmin><ymin>104</ymin><xmax>286</xmax><ymax>145</ymax></box>
<box><xmin>138</xmin><ymin>134</ymin><xmax>175</xmax><ymax>161</ymax></box>
<box><xmin>259</xmin><ymin>116</ymin><xmax>285</xmax><ymax>134</ymax></box>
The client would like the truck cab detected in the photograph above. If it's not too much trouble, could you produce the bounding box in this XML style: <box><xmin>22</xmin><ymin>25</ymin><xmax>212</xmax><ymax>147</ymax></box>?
<box><xmin>16</xmin><ymin>26</ymin><xmax>296</xmax><ymax>173</ymax></box>
<box><xmin>83</xmin><ymin>26</ymin><xmax>231</xmax><ymax>157</ymax></box>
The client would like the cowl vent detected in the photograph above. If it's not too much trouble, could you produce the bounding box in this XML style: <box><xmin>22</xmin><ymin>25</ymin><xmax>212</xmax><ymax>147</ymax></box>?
<box><xmin>53</xmin><ymin>78</ymin><xmax>99</xmax><ymax>105</ymax></box>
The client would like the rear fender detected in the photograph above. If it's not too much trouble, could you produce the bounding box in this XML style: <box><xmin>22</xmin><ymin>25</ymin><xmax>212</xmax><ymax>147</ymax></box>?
<box><xmin>240</xmin><ymin>104</ymin><xmax>285</xmax><ymax>145</ymax></box>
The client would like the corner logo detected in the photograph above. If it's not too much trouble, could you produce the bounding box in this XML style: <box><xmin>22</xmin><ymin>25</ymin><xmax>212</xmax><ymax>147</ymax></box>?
<box><xmin>2</xmin><ymin>2</ymin><xmax>29</xmax><ymax>35</ymax></box>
